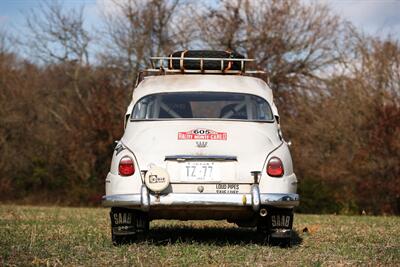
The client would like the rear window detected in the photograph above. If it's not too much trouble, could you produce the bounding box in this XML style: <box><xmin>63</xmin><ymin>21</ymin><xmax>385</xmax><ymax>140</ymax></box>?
<box><xmin>131</xmin><ymin>92</ymin><xmax>274</xmax><ymax>121</ymax></box>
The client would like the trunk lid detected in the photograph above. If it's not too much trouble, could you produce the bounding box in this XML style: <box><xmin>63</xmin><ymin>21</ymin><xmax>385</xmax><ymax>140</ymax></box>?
<box><xmin>122</xmin><ymin>120</ymin><xmax>281</xmax><ymax>183</ymax></box>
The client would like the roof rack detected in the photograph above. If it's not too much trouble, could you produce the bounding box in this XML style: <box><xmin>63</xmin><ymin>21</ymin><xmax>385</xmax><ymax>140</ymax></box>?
<box><xmin>134</xmin><ymin>56</ymin><xmax>268</xmax><ymax>87</ymax></box>
<box><xmin>147</xmin><ymin>56</ymin><xmax>266</xmax><ymax>75</ymax></box>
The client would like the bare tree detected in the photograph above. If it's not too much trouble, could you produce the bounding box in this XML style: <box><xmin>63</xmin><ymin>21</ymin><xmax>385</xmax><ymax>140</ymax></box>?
<box><xmin>342</xmin><ymin>35</ymin><xmax>400</xmax><ymax>213</ymax></box>
<box><xmin>25</xmin><ymin>0</ymin><xmax>90</xmax><ymax>65</ymax></box>
<box><xmin>98</xmin><ymin>0</ymin><xmax>195</xmax><ymax>86</ymax></box>
<box><xmin>19</xmin><ymin>1</ymin><xmax>98</xmax><ymax>183</ymax></box>
<box><xmin>353</xmin><ymin>36</ymin><xmax>400</xmax><ymax>106</ymax></box>
<box><xmin>24</xmin><ymin>0</ymin><xmax>93</xmax><ymax>118</ymax></box>
<box><xmin>0</xmin><ymin>28</ymin><xmax>9</xmax><ymax>55</ymax></box>
<box><xmin>198</xmin><ymin>0</ymin><xmax>346</xmax><ymax>93</ymax></box>
<box><xmin>285</xmin><ymin>33</ymin><xmax>400</xmax><ymax>214</ymax></box>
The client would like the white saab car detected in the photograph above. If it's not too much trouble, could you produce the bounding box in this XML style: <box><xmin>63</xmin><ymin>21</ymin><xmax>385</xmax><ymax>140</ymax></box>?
<box><xmin>102</xmin><ymin>51</ymin><xmax>299</xmax><ymax>246</ymax></box>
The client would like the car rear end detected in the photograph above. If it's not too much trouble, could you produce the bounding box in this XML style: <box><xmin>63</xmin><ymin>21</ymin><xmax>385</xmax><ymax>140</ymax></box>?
<box><xmin>103</xmin><ymin>74</ymin><xmax>299</xmax><ymax>245</ymax></box>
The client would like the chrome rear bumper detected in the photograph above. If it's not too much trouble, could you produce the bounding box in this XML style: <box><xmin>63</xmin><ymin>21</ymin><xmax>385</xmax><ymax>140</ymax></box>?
<box><xmin>102</xmin><ymin>185</ymin><xmax>299</xmax><ymax>211</ymax></box>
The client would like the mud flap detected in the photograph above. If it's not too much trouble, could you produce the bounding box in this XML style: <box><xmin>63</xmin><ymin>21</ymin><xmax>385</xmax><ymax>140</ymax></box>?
<box><xmin>110</xmin><ymin>208</ymin><xmax>149</xmax><ymax>236</ymax></box>
<box><xmin>267</xmin><ymin>207</ymin><xmax>293</xmax><ymax>232</ymax></box>
<box><xmin>258</xmin><ymin>207</ymin><xmax>293</xmax><ymax>234</ymax></box>
<box><xmin>257</xmin><ymin>207</ymin><xmax>293</xmax><ymax>246</ymax></box>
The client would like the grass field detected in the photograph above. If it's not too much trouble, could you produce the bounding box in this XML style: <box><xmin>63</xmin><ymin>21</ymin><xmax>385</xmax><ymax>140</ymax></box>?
<box><xmin>0</xmin><ymin>205</ymin><xmax>399</xmax><ymax>266</ymax></box>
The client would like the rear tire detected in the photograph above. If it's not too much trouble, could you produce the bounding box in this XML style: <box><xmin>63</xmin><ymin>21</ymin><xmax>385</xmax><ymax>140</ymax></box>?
<box><xmin>112</xmin><ymin>233</ymin><xmax>136</xmax><ymax>246</ymax></box>
<box><xmin>268</xmin><ymin>232</ymin><xmax>292</xmax><ymax>248</ymax></box>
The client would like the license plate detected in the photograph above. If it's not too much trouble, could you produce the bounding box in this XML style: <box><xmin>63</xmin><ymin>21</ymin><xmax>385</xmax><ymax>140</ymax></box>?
<box><xmin>180</xmin><ymin>162</ymin><xmax>220</xmax><ymax>182</ymax></box>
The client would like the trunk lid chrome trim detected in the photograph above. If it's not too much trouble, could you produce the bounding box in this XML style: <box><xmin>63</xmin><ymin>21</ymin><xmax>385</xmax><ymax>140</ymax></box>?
<box><xmin>165</xmin><ymin>155</ymin><xmax>237</xmax><ymax>161</ymax></box>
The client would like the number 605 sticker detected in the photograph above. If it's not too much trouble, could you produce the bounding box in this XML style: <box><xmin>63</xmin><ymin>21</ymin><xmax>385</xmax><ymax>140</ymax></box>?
<box><xmin>193</xmin><ymin>129</ymin><xmax>210</xmax><ymax>135</ymax></box>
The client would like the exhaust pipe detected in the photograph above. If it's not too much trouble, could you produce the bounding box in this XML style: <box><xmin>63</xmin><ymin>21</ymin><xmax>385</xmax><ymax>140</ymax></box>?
<box><xmin>259</xmin><ymin>208</ymin><xmax>268</xmax><ymax>217</ymax></box>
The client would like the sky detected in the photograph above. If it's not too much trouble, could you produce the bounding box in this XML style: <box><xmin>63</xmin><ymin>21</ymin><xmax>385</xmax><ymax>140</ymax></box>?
<box><xmin>0</xmin><ymin>0</ymin><xmax>98</xmax><ymax>31</ymax></box>
<box><xmin>323</xmin><ymin>0</ymin><xmax>400</xmax><ymax>38</ymax></box>
<box><xmin>0</xmin><ymin>0</ymin><xmax>399</xmax><ymax>48</ymax></box>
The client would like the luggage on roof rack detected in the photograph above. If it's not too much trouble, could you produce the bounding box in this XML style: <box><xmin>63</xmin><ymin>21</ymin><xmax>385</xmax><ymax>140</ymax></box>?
<box><xmin>149</xmin><ymin>50</ymin><xmax>260</xmax><ymax>74</ymax></box>
<box><xmin>140</xmin><ymin>50</ymin><xmax>266</xmax><ymax>83</ymax></box>
<box><xmin>167</xmin><ymin>50</ymin><xmax>245</xmax><ymax>71</ymax></box>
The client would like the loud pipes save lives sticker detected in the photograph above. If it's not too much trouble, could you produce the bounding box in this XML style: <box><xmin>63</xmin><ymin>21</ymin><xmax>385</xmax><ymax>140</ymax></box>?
<box><xmin>178</xmin><ymin>129</ymin><xmax>227</xmax><ymax>140</ymax></box>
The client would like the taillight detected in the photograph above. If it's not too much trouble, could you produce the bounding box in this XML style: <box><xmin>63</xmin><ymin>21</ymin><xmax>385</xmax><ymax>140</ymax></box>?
<box><xmin>267</xmin><ymin>157</ymin><xmax>284</xmax><ymax>177</ymax></box>
<box><xmin>119</xmin><ymin>156</ymin><xmax>135</xmax><ymax>176</ymax></box>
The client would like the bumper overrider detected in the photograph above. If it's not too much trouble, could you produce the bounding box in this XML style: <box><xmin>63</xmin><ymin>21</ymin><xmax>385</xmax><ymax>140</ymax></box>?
<box><xmin>102</xmin><ymin>185</ymin><xmax>299</xmax><ymax>211</ymax></box>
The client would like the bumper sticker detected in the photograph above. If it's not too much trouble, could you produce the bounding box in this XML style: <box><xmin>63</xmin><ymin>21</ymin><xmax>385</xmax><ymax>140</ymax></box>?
<box><xmin>216</xmin><ymin>183</ymin><xmax>239</xmax><ymax>194</ymax></box>
<box><xmin>178</xmin><ymin>128</ymin><xmax>227</xmax><ymax>140</ymax></box>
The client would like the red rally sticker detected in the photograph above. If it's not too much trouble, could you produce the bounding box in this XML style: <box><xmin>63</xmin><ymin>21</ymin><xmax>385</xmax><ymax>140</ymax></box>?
<box><xmin>178</xmin><ymin>128</ymin><xmax>227</xmax><ymax>140</ymax></box>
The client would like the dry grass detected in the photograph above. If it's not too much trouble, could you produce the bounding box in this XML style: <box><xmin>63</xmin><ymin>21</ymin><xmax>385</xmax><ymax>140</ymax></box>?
<box><xmin>0</xmin><ymin>205</ymin><xmax>399</xmax><ymax>266</ymax></box>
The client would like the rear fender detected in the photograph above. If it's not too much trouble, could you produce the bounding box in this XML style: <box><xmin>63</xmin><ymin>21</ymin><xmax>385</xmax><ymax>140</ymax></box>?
<box><xmin>106</xmin><ymin>143</ymin><xmax>143</xmax><ymax>195</ymax></box>
<box><xmin>259</xmin><ymin>143</ymin><xmax>297</xmax><ymax>194</ymax></box>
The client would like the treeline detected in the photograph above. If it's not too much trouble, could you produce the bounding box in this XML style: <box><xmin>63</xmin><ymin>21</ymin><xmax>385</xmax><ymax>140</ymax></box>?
<box><xmin>0</xmin><ymin>0</ymin><xmax>399</xmax><ymax>214</ymax></box>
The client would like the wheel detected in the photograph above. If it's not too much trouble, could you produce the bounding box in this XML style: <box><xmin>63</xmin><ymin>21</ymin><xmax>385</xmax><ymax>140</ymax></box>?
<box><xmin>268</xmin><ymin>230</ymin><xmax>292</xmax><ymax>248</ymax></box>
<box><xmin>110</xmin><ymin>208</ymin><xmax>149</xmax><ymax>246</ymax></box>
<box><xmin>255</xmin><ymin>226</ymin><xmax>269</xmax><ymax>244</ymax></box>
<box><xmin>268</xmin><ymin>237</ymin><xmax>291</xmax><ymax>247</ymax></box>
<box><xmin>112</xmin><ymin>233</ymin><xmax>136</xmax><ymax>246</ymax></box>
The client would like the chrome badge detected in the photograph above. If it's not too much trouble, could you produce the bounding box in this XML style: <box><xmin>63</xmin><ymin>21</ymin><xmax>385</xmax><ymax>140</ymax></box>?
<box><xmin>196</xmin><ymin>141</ymin><xmax>208</xmax><ymax>148</ymax></box>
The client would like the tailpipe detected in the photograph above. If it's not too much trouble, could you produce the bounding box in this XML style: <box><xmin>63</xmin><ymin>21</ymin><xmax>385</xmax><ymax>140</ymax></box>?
<box><xmin>259</xmin><ymin>208</ymin><xmax>268</xmax><ymax>217</ymax></box>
